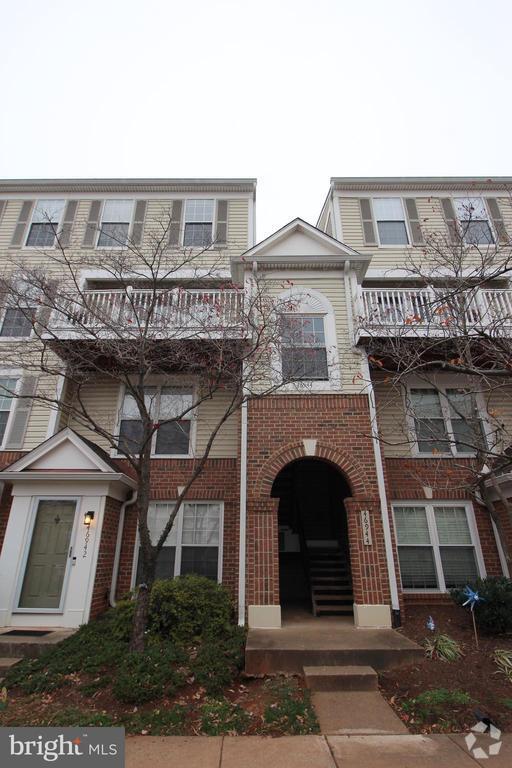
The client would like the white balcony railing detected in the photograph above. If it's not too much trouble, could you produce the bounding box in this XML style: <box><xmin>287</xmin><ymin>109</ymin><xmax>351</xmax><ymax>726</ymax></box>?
<box><xmin>359</xmin><ymin>287</ymin><xmax>512</xmax><ymax>333</ymax></box>
<box><xmin>50</xmin><ymin>288</ymin><xmax>244</xmax><ymax>336</ymax></box>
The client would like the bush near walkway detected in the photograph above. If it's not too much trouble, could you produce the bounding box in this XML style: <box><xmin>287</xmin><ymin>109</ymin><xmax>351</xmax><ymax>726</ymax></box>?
<box><xmin>0</xmin><ymin>576</ymin><xmax>317</xmax><ymax>736</ymax></box>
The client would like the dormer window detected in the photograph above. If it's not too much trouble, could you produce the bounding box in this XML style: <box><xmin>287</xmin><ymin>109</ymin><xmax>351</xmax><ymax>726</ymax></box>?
<box><xmin>373</xmin><ymin>198</ymin><xmax>409</xmax><ymax>245</ymax></box>
<box><xmin>454</xmin><ymin>198</ymin><xmax>494</xmax><ymax>245</ymax></box>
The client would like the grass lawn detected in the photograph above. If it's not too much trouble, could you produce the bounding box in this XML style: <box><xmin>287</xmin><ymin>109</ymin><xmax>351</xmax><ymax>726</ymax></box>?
<box><xmin>0</xmin><ymin>578</ymin><xmax>319</xmax><ymax>736</ymax></box>
<box><xmin>380</xmin><ymin>605</ymin><xmax>512</xmax><ymax>733</ymax></box>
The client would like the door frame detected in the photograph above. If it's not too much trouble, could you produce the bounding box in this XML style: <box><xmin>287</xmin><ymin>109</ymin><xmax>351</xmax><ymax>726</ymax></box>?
<box><xmin>12</xmin><ymin>495</ymin><xmax>81</xmax><ymax>615</ymax></box>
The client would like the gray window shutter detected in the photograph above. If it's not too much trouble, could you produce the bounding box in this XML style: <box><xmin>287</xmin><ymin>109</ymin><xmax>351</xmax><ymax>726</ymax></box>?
<box><xmin>404</xmin><ymin>198</ymin><xmax>424</xmax><ymax>245</ymax></box>
<box><xmin>486</xmin><ymin>198</ymin><xmax>508</xmax><ymax>244</ymax></box>
<box><xmin>82</xmin><ymin>200</ymin><xmax>102</xmax><ymax>248</ymax></box>
<box><xmin>359</xmin><ymin>199</ymin><xmax>377</xmax><ymax>245</ymax></box>
<box><xmin>168</xmin><ymin>199</ymin><xmax>183</xmax><ymax>246</ymax></box>
<box><xmin>58</xmin><ymin>200</ymin><xmax>78</xmax><ymax>248</ymax></box>
<box><xmin>131</xmin><ymin>200</ymin><xmax>147</xmax><ymax>246</ymax></box>
<box><xmin>215</xmin><ymin>200</ymin><xmax>228</xmax><ymax>245</ymax></box>
<box><xmin>0</xmin><ymin>200</ymin><xmax>6</xmax><ymax>226</ymax></box>
<box><xmin>5</xmin><ymin>376</ymin><xmax>38</xmax><ymax>450</ymax></box>
<box><xmin>10</xmin><ymin>201</ymin><xmax>34</xmax><ymax>248</ymax></box>
<box><xmin>441</xmin><ymin>198</ymin><xmax>459</xmax><ymax>244</ymax></box>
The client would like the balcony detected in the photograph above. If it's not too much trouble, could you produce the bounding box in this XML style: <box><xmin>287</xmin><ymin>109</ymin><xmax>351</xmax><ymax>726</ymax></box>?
<box><xmin>357</xmin><ymin>287</ymin><xmax>512</xmax><ymax>339</ymax></box>
<box><xmin>47</xmin><ymin>287</ymin><xmax>245</xmax><ymax>341</ymax></box>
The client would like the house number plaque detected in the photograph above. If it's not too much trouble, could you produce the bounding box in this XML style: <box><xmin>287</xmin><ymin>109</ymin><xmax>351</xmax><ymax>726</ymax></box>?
<box><xmin>361</xmin><ymin>509</ymin><xmax>372</xmax><ymax>545</ymax></box>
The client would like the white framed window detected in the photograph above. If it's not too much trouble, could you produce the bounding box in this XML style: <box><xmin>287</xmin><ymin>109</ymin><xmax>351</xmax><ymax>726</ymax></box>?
<box><xmin>97</xmin><ymin>200</ymin><xmax>133</xmax><ymax>247</ymax></box>
<box><xmin>408</xmin><ymin>386</ymin><xmax>485</xmax><ymax>456</ymax></box>
<box><xmin>134</xmin><ymin>500</ymin><xmax>223</xmax><ymax>583</ymax></box>
<box><xmin>25</xmin><ymin>200</ymin><xmax>65</xmax><ymax>248</ymax></box>
<box><xmin>0</xmin><ymin>308</ymin><xmax>33</xmax><ymax>338</ymax></box>
<box><xmin>373</xmin><ymin>198</ymin><xmax>409</xmax><ymax>246</ymax></box>
<box><xmin>183</xmin><ymin>199</ymin><xmax>214</xmax><ymax>247</ymax></box>
<box><xmin>454</xmin><ymin>198</ymin><xmax>494</xmax><ymax>245</ymax></box>
<box><xmin>118</xmin><ymin>385</ymin><xmax>194</xmax><ymax>456</ymax></box>
<box><xmin>0</xmin><ymin>376</ymin><xmax>18</xmax><ymax>447</ymax></box>
<box><xmin>280</xmin><ymin>315</ymin><xmax>328</xmax><ymax>381</ymax></box>
<box><xmin>393</xmin><ymin>502</ymin><xmax>484</xmax><ymax>591</ymax></box>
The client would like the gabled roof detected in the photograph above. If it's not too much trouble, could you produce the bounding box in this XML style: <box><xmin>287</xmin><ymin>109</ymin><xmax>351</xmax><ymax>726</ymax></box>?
<box><xmin>231</xmin><ymin>218</ymin><xmax>370</xmax><ymax>282</ymax></box>
<box><xmin>0</xmin><ymin>428</ymin><xmax>136</xmax><ymax>488</ymax></box>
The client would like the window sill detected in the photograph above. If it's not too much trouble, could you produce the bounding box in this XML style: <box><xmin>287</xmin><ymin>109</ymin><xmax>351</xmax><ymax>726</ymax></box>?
<box><xmin>413</xmin><ymin>452</ymin><xmax>477</xmax><ymax>459</ymax></box>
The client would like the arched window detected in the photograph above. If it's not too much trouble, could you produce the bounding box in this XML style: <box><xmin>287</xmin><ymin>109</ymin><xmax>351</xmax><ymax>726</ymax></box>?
<box><xmin>278</xmin><ymin>287</ymin><xmax>340</xmax><ymax>389</ymax></box>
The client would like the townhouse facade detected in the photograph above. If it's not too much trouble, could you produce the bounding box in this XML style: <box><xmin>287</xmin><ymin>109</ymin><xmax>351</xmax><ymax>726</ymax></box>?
<box><xmin>0</xmin><ymin>176</ymin><xmax>510</xmax><ymax>633</ymax></box>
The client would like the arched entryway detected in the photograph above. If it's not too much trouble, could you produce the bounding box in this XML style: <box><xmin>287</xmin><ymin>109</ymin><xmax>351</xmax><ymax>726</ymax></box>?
<box><xmin>271</xmin><ymin>457</ymin><xmax>352</xmax><ymax>619</ymax></box>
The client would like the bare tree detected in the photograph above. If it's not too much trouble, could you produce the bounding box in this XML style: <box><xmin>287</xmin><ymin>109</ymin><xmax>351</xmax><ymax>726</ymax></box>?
<box><xmin>357</xmin><ymin>197</ymin><xmax>512</xmax><ymax>565</ymax></box>
<box><xmin>0</xmin><ymin>211</ymin><xmax>315</xmax><ymax>650</ymax></box>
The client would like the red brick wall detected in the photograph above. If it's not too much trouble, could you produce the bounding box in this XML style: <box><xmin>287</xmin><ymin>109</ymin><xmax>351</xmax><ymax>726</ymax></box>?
<box><xmin>245</xmin><ymin>394</ymin><xmax>394</xmax><ymax>609</ymax></box>
<box><xmin>0</xmin><ymin>451</ymin><xmax>25</xmax><ymax>555</ymax></box>
<box><xmin>90</xmin><ymin>496</ymin><xmax>122</xmax><ymax>618</ymax></box>
<box><xmin>115</xmin><ymin>458</ymin><xmax>240</xmax><ymax>601</ymax></box>
<box><xmin>386</xmin><ymin>458</ymin><xmax>504</xmax><ymax>579</ymax></box>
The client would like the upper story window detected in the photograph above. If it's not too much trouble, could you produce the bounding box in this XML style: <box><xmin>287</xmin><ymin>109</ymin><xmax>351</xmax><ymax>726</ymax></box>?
<box><xmin>184</xmin><ymin>200</ymin><xmax>214</xmax><ymax>247</ymax></box>
<box><xmin>373</xmin><ymin>198</ymin><xmax>409</xmax><ymax>245</ymax></box>
<box><xmin>118</xmin><ymin>385</ymin><xmax>194</xmax><ymax>456</ymax></box>
<box><xmin>394</xmin><ymin>503</ymin><xmax>480</xmax><ymax>591</ymax></box>
<box><xmin>26</xmin><ymin>200</ymin><xmax>65</xmax><ymax>248</ymax></box>
<box><xmin>0</xmin><ymin>308</ymin><xmax>33</xmax><ymax>338</ymax></box>
<box><xmin>0</xmin><ymin>377</ymin><xmax>17</xmax><ymax>446</ymax></box>
<box><xmin>454</xmin><ymin>197</ymin><xmax>494</xmax><ymax>245</ymax></box>
<box><xmin>97</xmin><ymin>200</ymin><xmax>133</xmax><ymax>247</ymax></box>
<box><xmin>409</xmin><ymin>386</ymin><xmax>484</xmax><ymax>456</ymax></box>
<box><xmin>281</xmin><ymin>315</ymin><xmax>328</xmax><ymax>381</ymax></box>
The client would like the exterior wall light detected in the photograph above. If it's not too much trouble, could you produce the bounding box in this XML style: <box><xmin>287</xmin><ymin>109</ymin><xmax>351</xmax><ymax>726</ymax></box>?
<box><xmin>84</xmin><ymin>511</ymin><xmax>95</xmax><ymax>526</ymax></box>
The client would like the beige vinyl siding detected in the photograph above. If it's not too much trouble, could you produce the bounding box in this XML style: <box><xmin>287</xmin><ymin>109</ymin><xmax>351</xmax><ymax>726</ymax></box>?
<box><xmin>373</xmin><ymin>377</ymin><xmax>412</xmax><ymax>458</ymax></box>
<box><xmin>65</xmin><ymin>378</ymin><xmax>239</xmax><ymax>458</ymax></box>
<box><xmin>269</xmin><ymin>275</ymin><xmax>364</xmax><ymax>394</ymax></box>
<box><xmin>227</xmin><ymin>199</ymin><xmax>249</xmax><ymax>254</ymax></box>
<box><xmin>338</xmin><ymin>195</ymin><xmax>512</xmax><ymax>270</ymax></box>
<box><xmin>195</xmin><ymin>391</ymin><xmax>239</xmax><ymax>458</ymax></box>
<box><xmin>485</xmin><ymin>384</ymin><xmax>512</xmax><ymax>453</ymax></box>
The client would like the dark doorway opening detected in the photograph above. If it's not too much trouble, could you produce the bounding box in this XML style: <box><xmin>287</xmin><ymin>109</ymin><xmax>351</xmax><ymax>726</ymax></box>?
<box><xmin>271</xmin><ymin>458</ymin><xmax>353</xmax><ymax>617</ymax></box>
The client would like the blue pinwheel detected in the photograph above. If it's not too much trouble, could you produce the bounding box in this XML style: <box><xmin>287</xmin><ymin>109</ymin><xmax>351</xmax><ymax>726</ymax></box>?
<box><xmin>426</xmin><ymin>615</ymin><xmax>435</xmax><ymax>632</ymax></box>
<box><xmin>462</xmin><ymin>585</ymin><xmax>485</xmax><ymax>612</ymax></box>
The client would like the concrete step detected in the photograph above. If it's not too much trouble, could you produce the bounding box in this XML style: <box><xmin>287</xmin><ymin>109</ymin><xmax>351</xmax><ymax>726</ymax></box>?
<box><xmin>313</xmin><ymin>595</ymin><xmax>353</xmax><ymax>602</ymax></box>
<box><xmin>304</xmin><ymin>665</ymin><xmax>378</xmax><ymax>692</ymax></box>
<box><xmin>0</xmin><ymin>657</ymin><xmax>23</xmax><ymax>674</ymax></box>
<box><xmin>315</xmin><ymin>606</ymin><xmax>354</xmax><ymax>615</ymax></box>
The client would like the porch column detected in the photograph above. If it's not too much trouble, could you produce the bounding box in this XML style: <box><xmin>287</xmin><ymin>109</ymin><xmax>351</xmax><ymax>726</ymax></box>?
<box><xmin>345</xmin><ymin>496</ymin><xmax>393</xmax><ymax>628</ymax></box>
<box><xmin>246</xmin><ymin>497</ymin><xmax>281</xmax><ymax>628</ymax></box>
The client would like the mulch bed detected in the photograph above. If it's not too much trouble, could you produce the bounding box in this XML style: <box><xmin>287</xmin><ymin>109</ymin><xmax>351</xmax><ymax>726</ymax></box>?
<box><xmin>379</xmin><ymin>604</ymin><xmax>512</xmax><ymax>733</ymax></box>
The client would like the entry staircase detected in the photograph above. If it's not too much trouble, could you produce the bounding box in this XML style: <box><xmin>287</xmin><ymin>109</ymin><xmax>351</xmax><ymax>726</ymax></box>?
<box><xmin>306</xmin><ymin>543</ymin><xmax>353</xmax><ymax>616</ymax></box>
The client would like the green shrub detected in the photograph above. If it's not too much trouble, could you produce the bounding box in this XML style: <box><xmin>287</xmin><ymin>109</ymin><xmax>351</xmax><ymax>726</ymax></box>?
<box><xmin>191</xmin><ymin>626</ymin><xmax>246</xmax><ymax>695</ymax></box>
<box><xmin>48</xmin><ymin>708</ymin><xmax>116</xmax><ymax>727</ymax></box>
<box><xmin>423</xmin><ymin>634</ymin><xmax>464</xmax><ymax>662</ymax></box>
<box><xmin>112</xmin><ymin>644</ymin><xmax>186</xmax><ymax>704</ymax></box>
<box><xmin>451</xmin><ymin>577</ymin><xmax>512</xmax><ymax>635</ymax></box>
<box><xmin>198</xmin><ymin>698</ymin><xmax>251</xmax><ymax>735</ymax></box>
<box><xmin>263</xmin><ymin>678</ymin><xmax>320</xmax><ymax>735</ymax></box>
<box><xmin>149</xmin><ymin>575</ymin><xmax>236</xmax><ymax>643</ymax></box>
<box><xmin>494</xmin><ymin>649</ymin><xmax>512</xmax><ymax>683</ymax></box>
<box><xmin>402</xmin><ymin>689</ymin><xmax>471</xmax><ymax>723</ymax></box>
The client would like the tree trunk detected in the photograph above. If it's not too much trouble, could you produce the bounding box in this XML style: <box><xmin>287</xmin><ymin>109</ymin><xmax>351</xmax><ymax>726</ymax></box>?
<box><xmin>130</xmin><ymin>582</ymin><xmax>151</xmax><ymax>651</ymax></box>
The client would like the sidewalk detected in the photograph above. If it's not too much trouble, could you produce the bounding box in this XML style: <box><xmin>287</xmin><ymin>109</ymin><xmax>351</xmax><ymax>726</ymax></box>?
<box><xmin>126</xmin><ymin>733</ymin><xmax>512</xmax><ymax>768</ymax></box>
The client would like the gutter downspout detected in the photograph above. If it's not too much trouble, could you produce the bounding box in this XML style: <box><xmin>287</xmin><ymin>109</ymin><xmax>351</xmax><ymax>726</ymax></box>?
<box><xmin>110</xmin><ymin>488</ymin><xmax>138</xmax><ymax>607</ymax></box>
<box><xmin>343</xmin><ymin>262</ymin><xmax>400</xmax><ymax>622</ymax></box>
<box><xmin>238</xmin><ymin>399</ymin><xmax>248</xmax><ymax>625</ymax></box>
<box><xmin>237</xmin><ymin>260</ymin><xmax>258</xmax><ymax>625</ymax></box>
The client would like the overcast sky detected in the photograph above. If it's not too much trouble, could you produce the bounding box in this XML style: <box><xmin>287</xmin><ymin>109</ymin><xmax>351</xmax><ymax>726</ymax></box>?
<box><xmin>1</xmin><ymin>0</ymin><xmax>510</xmax><ymax>239</ymax></box>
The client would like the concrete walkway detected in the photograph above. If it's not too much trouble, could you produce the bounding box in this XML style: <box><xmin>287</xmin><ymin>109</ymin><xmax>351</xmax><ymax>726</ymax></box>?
<box><xmin>126</xmin><ymin>734</ymin><xmax>512</xmax><ymax>768</ymax></box>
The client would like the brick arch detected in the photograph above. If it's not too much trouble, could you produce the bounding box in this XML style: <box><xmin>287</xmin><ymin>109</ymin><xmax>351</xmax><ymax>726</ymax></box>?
<box><xmin>255</xmin><ymin>441</ymin><xmax>372</xmax><ymax>499</ymax></box>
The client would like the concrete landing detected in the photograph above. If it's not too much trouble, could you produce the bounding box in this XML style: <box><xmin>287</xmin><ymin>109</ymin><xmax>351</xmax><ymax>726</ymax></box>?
<box><xmin>312</xmin><ymin>691</ymin><xmax>409</xmax><ymax>735</ymax></box>
<box><xmin>0</xmin><ymin>628</ymin><xmax>75</xmax><ymax>658</ymax></box>
<box><xmin>245</xmin><ymin>616</ymin><xmax>422</xmax><ymax>675</ymax></box>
